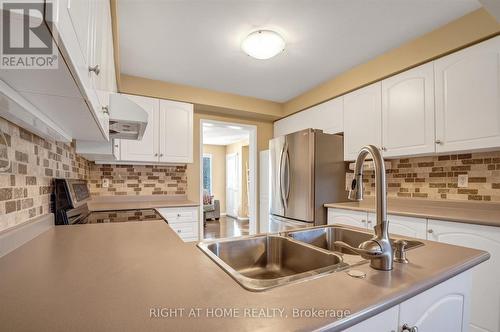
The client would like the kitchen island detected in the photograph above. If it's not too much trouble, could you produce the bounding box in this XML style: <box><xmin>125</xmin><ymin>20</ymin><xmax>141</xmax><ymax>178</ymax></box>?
<box><xmin>0</xmin><ymin>221</ymin><xmax>488</xmax><ymax>331</ymax></box>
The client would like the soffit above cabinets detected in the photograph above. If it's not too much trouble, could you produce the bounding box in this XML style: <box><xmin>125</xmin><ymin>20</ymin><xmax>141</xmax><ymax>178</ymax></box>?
<box><xmin>118</xmin><ymin>0</ymin><xmax>481</xmax><ymax>102</ymax></box>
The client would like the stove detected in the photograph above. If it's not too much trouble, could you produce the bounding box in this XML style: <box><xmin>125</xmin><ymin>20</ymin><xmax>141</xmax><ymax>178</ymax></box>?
<box><xmin>53</xmin><ymin>179</ymin><xmax>165</xmax><ymax>225</ymax></box>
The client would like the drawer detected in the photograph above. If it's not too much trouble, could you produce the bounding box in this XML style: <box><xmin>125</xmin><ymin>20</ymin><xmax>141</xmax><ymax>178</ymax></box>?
<box><xmin>157</xmin><ymin>207</ymin><xmax>199</xmax><ymax>224</ymax></box>
<box><xmin>169</xmin><ymin>222</ymin><xmax>199</xmax><ymax>241</ymax></box>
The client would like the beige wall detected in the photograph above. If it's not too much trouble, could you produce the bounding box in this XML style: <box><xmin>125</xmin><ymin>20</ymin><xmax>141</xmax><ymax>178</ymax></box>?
<box><xmin>202</xmin><ymin>144</ymin><xmax>226</xmax><ymax>213</ymax></box>
<box><xmin>186</xmin><ymin>113</ymin><xmax>273</xmax><ymax>221</ymax></box>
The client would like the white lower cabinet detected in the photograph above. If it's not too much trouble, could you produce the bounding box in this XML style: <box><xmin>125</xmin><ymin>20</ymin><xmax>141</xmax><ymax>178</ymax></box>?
<box><xmin>428</xmin><ymin>219</ymin><xmax>500</xmax><ymax>332</ymax></box>
<box><xmin>346</xmin><ymin>272</ymin><xmax>470</xmax><ymax>332</ymax></box>
<box><xmin>157</xmin><ymin>207</ymin><xmax>199</xmax><ymax>242</ymax></box>
<box><xmin>329</xmin><ymin>209</ymin><xmax>427</xmax><ymax>239</ymax></box>
<box><xmin>343</xmin><ymin>305</ymin><xmax>399</xmax><ymax>332</ymax></box>
<box><xmin>327</xmin><ymin>209</ymin><xmax>369</xmax><ymax>229</ymax></box>
<box><xmin>370</xmin><ymin>213</ymin><xmax>427</xmax><ymax>239</ymax></box>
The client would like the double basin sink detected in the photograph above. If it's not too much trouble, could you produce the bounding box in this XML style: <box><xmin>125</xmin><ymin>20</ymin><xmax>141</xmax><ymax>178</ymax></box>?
<box><xmin>197</xmin><ymin>225</ymin><xmax>423</xmax><ymax>291</ymax></box>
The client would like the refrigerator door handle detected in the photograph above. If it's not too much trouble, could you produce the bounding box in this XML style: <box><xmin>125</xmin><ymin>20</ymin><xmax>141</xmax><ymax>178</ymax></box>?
<box><xmin>279</xmin><ymin>144</ymin><xmax>288</xmax><ymax>209</ymax></box>
<box><xmin>285</xmin><ymin>146</ymin><xmax>291</xmax><ymax>202</ymax></box>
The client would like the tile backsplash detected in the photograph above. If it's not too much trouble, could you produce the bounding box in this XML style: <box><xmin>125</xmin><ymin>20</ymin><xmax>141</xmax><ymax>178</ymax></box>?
<box><xmin>1</xmin><ymin>118</ymin><xmax>189</xmax><ymax>233</ymax></box>
<box><xmin>88</xmin><ymin>164</ymin><xmax>187</xmax><ymax>197</ymax></box>
<box><xmin>0</xmin><ymin>118</ymin><xmax>91</xmax><ymax>231</ymax></box>
<box><xmin>353</xmin><ymin>151</ymin><xmax>500</xmax><ymax>202</ymax></box>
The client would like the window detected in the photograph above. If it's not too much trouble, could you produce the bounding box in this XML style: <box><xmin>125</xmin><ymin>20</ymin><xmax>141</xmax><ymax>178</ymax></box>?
<box><xmin>203</xmin><ymin>153</ymin><xmax>213</xmax><ymax>195</ymax></box>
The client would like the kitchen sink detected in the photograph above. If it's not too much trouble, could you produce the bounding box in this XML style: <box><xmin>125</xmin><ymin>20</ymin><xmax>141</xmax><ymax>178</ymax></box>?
<box><xmin>198</xmin><ymin>234</ymin><xmax>348</xmax><ymax>291</ymax></box>
<box><xmin>284</xmin><ymin>225</ymin><xmax>424</xmax><ymax>260</ymax></box>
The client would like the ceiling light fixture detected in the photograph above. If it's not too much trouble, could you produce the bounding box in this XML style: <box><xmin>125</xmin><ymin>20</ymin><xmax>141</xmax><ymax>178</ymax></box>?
<box><xmin>241</xmin><ymin>30</ymin><xmax>285</xmax><ymax>60</ymax></box>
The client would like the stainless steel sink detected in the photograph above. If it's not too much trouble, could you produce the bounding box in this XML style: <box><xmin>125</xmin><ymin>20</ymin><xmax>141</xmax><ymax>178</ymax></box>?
<box><xmin>198</xmin><ymin>234</ymin><xmax>348</xmax><ymax>291</ymax></box>
<box><xmin>284</xmin><ymin>225</ymin><xmax>424</xmax><ymax>261</ymax></box>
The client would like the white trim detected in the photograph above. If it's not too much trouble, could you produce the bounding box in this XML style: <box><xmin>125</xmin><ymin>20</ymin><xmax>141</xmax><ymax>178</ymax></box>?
<box><xmin>199</xmin><ymin>119</ymin><xmax>258</xmax><ymax>239</ymax></box>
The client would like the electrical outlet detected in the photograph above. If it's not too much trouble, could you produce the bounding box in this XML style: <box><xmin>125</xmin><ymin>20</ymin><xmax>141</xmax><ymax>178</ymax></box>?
<box><xmin>458</xmin><ymin>174</ymin><xmax>468</xmax><ymax>188</ymax></box>
<box><xmin>102</xmin><ymin>178</ymin><xmax>110</xmax><ymax>188</ymax></box>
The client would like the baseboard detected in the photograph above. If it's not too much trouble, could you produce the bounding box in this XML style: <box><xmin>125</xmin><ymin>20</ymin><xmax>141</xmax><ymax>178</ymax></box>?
<box><xmin>0</xmin><ymin>214</ymin><xmax>54</xmax><ymax>258</ymax></box>
<box><xmin>220</xmin><ymin>212</ymin><xmax>227</xmax><ymax>217</ymax></box>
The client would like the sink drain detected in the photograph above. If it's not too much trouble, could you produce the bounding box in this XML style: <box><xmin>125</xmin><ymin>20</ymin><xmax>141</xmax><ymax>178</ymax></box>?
<box><xmin>346</xmin><ymin>270</ymin><xmax>366</xmax><ymax>279</ymax></box>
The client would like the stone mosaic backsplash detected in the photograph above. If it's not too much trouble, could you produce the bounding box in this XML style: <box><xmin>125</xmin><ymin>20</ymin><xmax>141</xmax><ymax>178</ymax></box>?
<box><xmin>0</xmin><ymin>118</ymin><xmax>91</xmax><ymax>232</ymax></box>
<box><xmin>88</xmin><ymin>164</ymin><xmax>187</xmax><ymax>197</ymax></box>
<box><xmin>353</xmin><ymin>151</ymin><xmax>500</xmax><ymax>202</ymax></box>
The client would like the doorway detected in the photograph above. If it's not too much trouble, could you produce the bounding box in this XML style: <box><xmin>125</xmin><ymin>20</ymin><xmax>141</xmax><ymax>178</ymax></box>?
<box><xmin>200</xmin><ymin>119</ymin><xmax>257</xmax><ymax>239</ymax></box>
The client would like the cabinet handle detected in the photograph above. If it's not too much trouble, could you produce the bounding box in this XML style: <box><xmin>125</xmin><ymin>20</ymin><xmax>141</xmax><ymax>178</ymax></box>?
<box><xmin>401</xmin><ymin>323</ymin><xmax>418</xmax><ymax>332</ymax></box>
<box><xmin>435</xmin><ymin>140</ymin><xmax>442</xmax><ymax>144</ymax></box>
<box><xmin>361</xmin><ymin>219</ymin><xmax>366</xmax><ymax>223</ymax></box>
<box><xmin>154</xmin><ymin>153</ymin><xmax>158</xmax><ymax>157</ymax></box>
<box><xmin>102</xmin><ymin>106</ymin><xmax>109</xmax><ymax>115</ymax></box>
<box><xmin>381</xmin><ymin>146</ymin><xmax>387</xmax><ymax>151</ymax></box>
<box><xmin>177</xmin><ymin>229</ymin><xmax>181</xmax><ymax>233</ymax></box>
<box><xmin>160</xmin><ymin>154</ymin><xmax>164</xmax><ymax>157</ymax></box>
<box><xmin>88</xmin><ymin>64</ymin><xmax>100</xmax><ymax>75</ymax></box>
<box><xmin>177</xmin><ymin>214</ymin><xmax>181</xmax><ymax>217</ymax></box>
<box><xmin>427</xmin><ymin>229</ymin><xmax>434</xmax><ymax>234</ymax></box>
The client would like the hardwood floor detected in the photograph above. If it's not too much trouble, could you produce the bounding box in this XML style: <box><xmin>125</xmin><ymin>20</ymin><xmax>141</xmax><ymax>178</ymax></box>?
<box><xmin>204</xmin><ymin>216</ymin><xmax>249</xmax><ymax>239</ymax></box>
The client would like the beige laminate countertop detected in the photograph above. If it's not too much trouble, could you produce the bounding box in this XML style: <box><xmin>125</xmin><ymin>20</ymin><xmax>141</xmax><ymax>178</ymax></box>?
<box><xmin>0</xmin><ymin>221</ymin><xmax>488</xmax><ymax>332</ymax></box>
<box><xmin>325</xmin><ymin>198</ymin><xmax>500</xmax><ymax>227</ymax></box>
<box><xmin>87</xmin><ymin>195</ymin><xmax>199</xmax><ymax>212</ymax></box>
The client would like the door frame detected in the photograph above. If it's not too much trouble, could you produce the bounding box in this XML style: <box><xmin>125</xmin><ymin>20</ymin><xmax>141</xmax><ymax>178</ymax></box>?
<box><xmin>199</xmin><ymin>119</ymin><xmax>258</xmax><ymax>238</ymax></box>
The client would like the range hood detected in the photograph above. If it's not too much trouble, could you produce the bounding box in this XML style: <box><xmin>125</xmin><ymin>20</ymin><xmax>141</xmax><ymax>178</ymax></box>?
<box><xmin>109</xmin><ymin>94</ymin><xmax>148</xmax><ymax>140</ymax></box>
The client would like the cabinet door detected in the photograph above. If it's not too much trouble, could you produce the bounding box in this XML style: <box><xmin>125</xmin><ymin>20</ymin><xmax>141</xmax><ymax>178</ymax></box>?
<box><xmin>428</xmin><ymin>219</ymin><xmax>500</xmax><ymax>332</ymax></box>
<box><xmin>399</xmin><ymin>272</ymin><xmax>470</xmax><ymax>332</ymax></box>
<box><xmin>91</xmin><ymin>0</ymin><xmax>117</xmax><ymax>94</ymax></box>
<box><xmin>120</xmin><ymin>95</ymin><xmax>160</xmax><ymax>162</ymax></box>
<box><xmin>159</xmin><ymin>100</ymin><xmax>193</xmax><ymax>163</ymax></box>
<box><xmin>343</xmin><ymin>82</ymin><xmax>382</xmax><ymax>160</ymax></box>
<box><xmin>327</xmin><ymin>209</ymin><xmax>368</xmax><ymax>229</ymax></box>
<box><xmin>273</xmin><ymin>97</ymin><xmax>343</xmax><ymax>137</ymax></box>
<box><xmin>66</xmin><ymin>0</ymin><xmax>92</xmax><ymax>66</ymax></box>
<box><xmin>435</xmin><ymin>36</ymin><xmax>500</xmax><ymax>153</ymax></box>
<box><xmin>383</xmin><ymin>214</ymin><xmax>427</xmax><ymax>239</ymax></box>
<box><xmin>382</xmin><ymin>63</ymin><xmax>435</xmax><ymax>157</ymax></box>
<box><xmin>343</xmin><ymin>305</ymin><xmax>398</xmax><ymax>332</ymax></box>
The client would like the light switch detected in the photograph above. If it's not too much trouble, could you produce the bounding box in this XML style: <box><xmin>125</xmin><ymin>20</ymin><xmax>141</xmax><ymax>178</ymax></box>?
<box><xmin>457</xmin><ymin>174</ymin><xmax>468</xmax><ymax>188</ymax></box>
<box><xmin>102</xmin><ymin>178</ymin><xmax>110</xmax><ymax>188</ymax></box>
<box><xmin>345</xmin><ymin>173</ymin><xmax>354</xmax><ymax>191</ymax></box>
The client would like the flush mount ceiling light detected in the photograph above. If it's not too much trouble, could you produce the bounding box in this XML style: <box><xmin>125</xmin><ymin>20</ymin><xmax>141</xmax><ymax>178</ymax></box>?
<box><xmin>241</xmin><ymin>30</ymin><xmax>285</xmax><ymax>60</ymax></box>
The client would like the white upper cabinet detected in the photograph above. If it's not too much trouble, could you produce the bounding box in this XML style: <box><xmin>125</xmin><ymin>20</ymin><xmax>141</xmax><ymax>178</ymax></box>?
<box><xmin>273</xmin><ymin>97</ymin><xmax>343</xmax><ymax>137</ymax></box>
<box><xmin>343</xmin><ymin>82</ymin><xmax>382</xmax><ymax>160</ymax></box>
<box><xmin>382</xmin><ymin>62</ymin><xmax>435</xmax><ymax>157</ymax></box>
<box><xmin>92</xmin><ymin>0</ymin><xmax>118</xmax><ymax>95</ymax></box>
<box><xmin>434</xmin><ymin>36</ymin><xmax>500</xmax><ymax>153</ymax></box>
<box><xmin>159</xmin><ymin>100</ymin><xmax>194</xmax><ymax>163</ymax></box>
<box><xmin>119</xmin><ymin>95</ymin><xmax>193</xmax><ymax>164</ymax></box>
<box><xmin>120</xmin><ymin>95</ymin><xmax>160</xmax><ymax>162</ymax></box>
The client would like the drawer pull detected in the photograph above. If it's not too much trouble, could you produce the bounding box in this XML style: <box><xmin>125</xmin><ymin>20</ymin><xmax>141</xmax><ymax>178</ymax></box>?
<box><xmin>427</xmin><ymin>229</ymin><xmax>434</xmax><ymax>234</ymax></box>
<box><xmin>177</xmin><ymin>229</ymin><xmax>182</xmax><ymax>233</ymax></box>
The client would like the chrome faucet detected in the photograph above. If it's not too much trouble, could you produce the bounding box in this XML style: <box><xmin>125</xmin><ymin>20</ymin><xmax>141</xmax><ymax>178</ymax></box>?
<box><xmin>334</xmin><ymin>145</ymin><xmax>393</xmax><ymax>271</ymax></box>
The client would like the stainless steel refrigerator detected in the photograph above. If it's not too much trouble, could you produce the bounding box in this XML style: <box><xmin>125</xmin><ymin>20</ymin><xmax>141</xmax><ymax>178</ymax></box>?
<box><xmin>269</xmin><ymin>129</ymin><xmax>347</xmax><ymax>232</ymax></box>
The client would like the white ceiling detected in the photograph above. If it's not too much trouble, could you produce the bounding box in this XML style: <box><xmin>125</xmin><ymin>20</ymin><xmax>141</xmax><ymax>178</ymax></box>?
<box><xmin>203</xmin><ymin>123</ymin><xmax>250</xmax><ymax>146</ymax></box>
<box><xmin>118</xmin><ymin>0</ymin><xmax>481</xmax><ymax>102</ymax></box>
